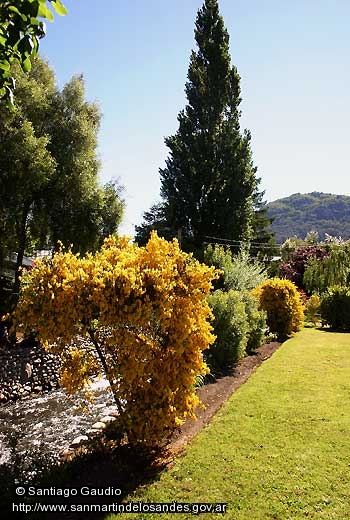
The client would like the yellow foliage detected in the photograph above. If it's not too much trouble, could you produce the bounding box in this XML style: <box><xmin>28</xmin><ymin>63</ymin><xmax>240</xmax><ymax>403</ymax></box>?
<box><xmin>253</xmin><ymin>278</ymin><xmax>304</xmax><ymax>340</ymax></box>
<box><xmin>12</xmin><ymin>232</ymin><xmax>218</xmax><ymax>446</ymax></box>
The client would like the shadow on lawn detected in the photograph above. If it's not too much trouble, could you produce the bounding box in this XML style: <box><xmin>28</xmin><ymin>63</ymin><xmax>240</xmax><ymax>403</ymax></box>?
<box><xmin>1</xmin><ymin>436</ymin><xmax>170</xmax><ymax>520</ymax></box>
<box><xmin>314</xmin><ymin>325</ymin><xmax>350</xmax><ymax>334</ymax></box>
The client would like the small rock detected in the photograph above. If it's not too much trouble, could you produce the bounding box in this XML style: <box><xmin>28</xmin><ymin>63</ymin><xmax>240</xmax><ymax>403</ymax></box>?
<box><xmin>86</xmin><ymin>429</ymin><xmax>100</xmax><ymax>437</ymax></box>
<box><xmin>108</xmin><ymin>410</ymin><xmax>120</xmax><ymax>418</ymax></box>
<box><xmin>99</xmin><ymin>415</ymin><xmax>116</xmax><ymax>424</ymax></box>
<box><xmin>25</xmin><ymin>363</ymin><xmax>32</xmax><ymax>379</ymax></box>
<box><xmin>91</xmin><ymin>421</ymin><xmax>106</xmax><ymax>430</ymax></box>
<box><xmin>70</xmin><ymin>435</ymin><xmax>89</xmax><ymax>448</ymax></box>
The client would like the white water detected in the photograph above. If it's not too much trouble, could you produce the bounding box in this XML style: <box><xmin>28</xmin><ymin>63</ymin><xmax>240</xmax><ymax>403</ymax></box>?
<box><xmin>0</xmin><ymin>378</ymin><xmax>118</xmax><ymax>464</ymax></box>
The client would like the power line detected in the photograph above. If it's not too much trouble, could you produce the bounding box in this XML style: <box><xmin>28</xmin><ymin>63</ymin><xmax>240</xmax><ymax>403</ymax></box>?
<box><xmin>203</xmin><ymin>241</ymin><xmax>281</xmax><ymax>250</ymax></box>
<box><xmin>203</xmin><ymin>236</ymin><xmax>283</xmax><ymax>248</ymax></box>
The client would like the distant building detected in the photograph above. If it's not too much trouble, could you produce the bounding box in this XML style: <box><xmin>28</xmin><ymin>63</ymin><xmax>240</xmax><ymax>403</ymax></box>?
<box><xmin>0</xmin><ymin>250</ymin><xmax>51</xmax><ymax>280</ymax></box>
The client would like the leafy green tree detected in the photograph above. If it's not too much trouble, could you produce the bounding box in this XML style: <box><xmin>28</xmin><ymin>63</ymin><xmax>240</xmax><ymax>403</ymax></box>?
<box><xmin>0</xmin><ymin>0</ymin><xmax>67</xmax><ymax>103</ymax></box>
<box><xmin>0</xmin><ymin>119</ymin><xmax>56</xmax><ymax>293</ymax></box>
<box><xmin>0</xmin><ymin>58</ymin><xmax>57</xmax><ymax>292</ymax></box>
<box><xmin>98</xmin><ymin>179</ymin><xmax>125</xmax><ymax>244</ymax></box>
<box><xmin>250</xmin><ymin>193</ymin><xmax>276</xmax><ymax>257</ymax></box>
<box><xmin>44</xmin><ymin>73</ymin><xmax>107</xmax><ymax>253</ymax></box>
<box><xmin>136</xmin><ymin>0</ymin><xmax>271</xmax><ymax>252</ymax></box>
<box><xmin>0</xmin><ymin>57</ymin><xmax>124</xmax><ymax>297</ymax></box>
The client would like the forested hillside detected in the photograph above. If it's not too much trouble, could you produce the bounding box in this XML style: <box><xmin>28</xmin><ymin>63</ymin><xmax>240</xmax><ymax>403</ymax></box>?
<box><xmin>267</xmin><ymin>192</ymin><xmax>350</xmax><ymax>243</ymax></box>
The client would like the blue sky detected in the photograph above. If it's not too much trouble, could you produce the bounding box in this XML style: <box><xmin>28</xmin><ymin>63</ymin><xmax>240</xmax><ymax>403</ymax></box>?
<box><xmin>40</xmin><ymin>0</ymin><xmax>350</xmax><ymax>236</ymax></box>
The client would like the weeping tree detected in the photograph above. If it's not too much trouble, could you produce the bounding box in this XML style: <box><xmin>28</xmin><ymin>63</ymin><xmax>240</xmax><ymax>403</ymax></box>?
<box><xmin>136</xmin><ymin>0</ymin><xmax>273</xmax><ymax>252</ymax></box>
<box><xmin>304</xmin><ymin>242</ymin><xmax>350</xmax><ymax>294</ymax></box>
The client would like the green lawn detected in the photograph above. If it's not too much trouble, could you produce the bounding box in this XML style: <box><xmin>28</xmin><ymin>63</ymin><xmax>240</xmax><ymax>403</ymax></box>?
<box><xmin>107</xmin><ymin>328</ymin><xmax>350</xmax><ymax>519</ymax></box>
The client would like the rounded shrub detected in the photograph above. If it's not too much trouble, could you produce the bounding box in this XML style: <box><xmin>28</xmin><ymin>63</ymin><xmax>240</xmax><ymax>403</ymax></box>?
<box><xmin>206</xmin><ymin>289</ymin><xmax>248</xmax><ymax>372</ymax></box>
<box><xmin>253</xmin><ymin>278</ymin><xmax>304</xmax><ymax>341</ymax></box>
<box><xmin>241</xmin><ymin>290</ymin><xmax>267</xmax><ymax>354</ymax></box>
<box><xmin>320</xmin><ymin>286</ymin><xmax>350</xmax><ymax>330</ymax></box>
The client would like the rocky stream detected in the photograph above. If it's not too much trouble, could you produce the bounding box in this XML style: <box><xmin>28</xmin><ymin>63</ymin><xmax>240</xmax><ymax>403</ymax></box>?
<box><xmin>0</xmin><ymin>340</ymin><xmax>118</xmax><ymax>465</ymax></box>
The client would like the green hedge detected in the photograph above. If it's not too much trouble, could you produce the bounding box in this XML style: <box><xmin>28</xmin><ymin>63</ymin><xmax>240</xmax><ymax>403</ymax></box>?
<box><xmin>206</xmin><ymin>289</ymin><xmax>267</xmax><ymax>373</ymax></box>
<box><xmin>320</xmin><ymin>286</ymin><xmax>350</xmax><ymax>330</ymax></box>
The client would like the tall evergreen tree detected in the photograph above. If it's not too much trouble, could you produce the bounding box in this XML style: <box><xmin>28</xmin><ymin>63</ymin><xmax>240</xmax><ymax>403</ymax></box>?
<box><xmin>136</xmin><ymin>0</ymin><xmax>272</xmax><ymax>252</ymax></box>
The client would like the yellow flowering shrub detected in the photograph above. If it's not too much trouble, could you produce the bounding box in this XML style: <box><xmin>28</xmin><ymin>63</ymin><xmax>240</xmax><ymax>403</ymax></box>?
<box><xmin>12</xmin><ymin>232</ymin><xmax>217</xmax><ymax>446</ymax></box>
<box><xmin>253</xmin><ymin>278</ymin><xmax>304</xmax><ymax>341</ymax></box>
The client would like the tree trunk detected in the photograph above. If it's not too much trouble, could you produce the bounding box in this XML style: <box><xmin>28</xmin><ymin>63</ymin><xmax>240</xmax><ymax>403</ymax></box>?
<box><xmin>13</xmin><ymin>205</ymin><xmax>30</xmax><ymax>298</ymax></box>
<box><xmin>87</xmin><ymin>328</ymin><xmax>124</xmax><ymax>416</ymax></box>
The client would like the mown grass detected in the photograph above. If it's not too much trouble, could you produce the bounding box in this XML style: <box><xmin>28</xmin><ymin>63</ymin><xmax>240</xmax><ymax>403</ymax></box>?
<box><xmin>107</xmin><ymin>328</ymin><xmax>350</xmax><ymax>519</ymax></box>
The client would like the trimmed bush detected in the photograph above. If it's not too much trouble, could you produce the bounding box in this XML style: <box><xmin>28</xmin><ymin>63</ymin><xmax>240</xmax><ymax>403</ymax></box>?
<box><xmin>206</xmin><ymin>290</ymin><xmax>267</xmax><ymax>372</ymax></box>
<box><xmin>242</xmin><ymin>291</ymin><xmax>267</xmax><ymax>354</ymax></box>
<box><xmin>320</xmin><ymin>286</ymin><xmax>350</xmax><ymax>330</ymax></box>
<box><xmin>206</xmin><ymin>289</ymin><xmax>248</xmax><ymax>372</ymax></box>
<box><xmin>253</xmin><ymin>278</ymin><xmax>304</xmax><ymax>340</ymax></box>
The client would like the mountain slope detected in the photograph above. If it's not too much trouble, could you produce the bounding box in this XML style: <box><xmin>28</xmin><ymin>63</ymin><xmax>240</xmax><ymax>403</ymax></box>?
<box><xmin>267</xmin><ymin>192</ymin><xmax>350</xmax><ymax>243</ymax></box>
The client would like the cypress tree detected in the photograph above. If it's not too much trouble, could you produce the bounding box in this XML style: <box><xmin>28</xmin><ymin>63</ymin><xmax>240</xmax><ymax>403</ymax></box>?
<box><xmin>136</xmin><ymin>0</ymin><xmax>272</xmax><ymax>252</ymax></box>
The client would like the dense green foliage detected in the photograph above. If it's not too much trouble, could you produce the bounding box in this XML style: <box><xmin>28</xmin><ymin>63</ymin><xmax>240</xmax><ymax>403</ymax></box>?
<box><xmin>206</xmin><ymin>290</ymin><xmax>248</xmax><ymax>371</ymax></box>
<box><xmin>204</xmin><ymin>244</ymin><xmax>267</xmax><ymax>291</ymax></box>
<box><xmin>0</xmin><ymin>0</ymin><xmax>67</xmax><ymax>104</ymax></box>
<box><xmin>206</xmin><ymin>289</ymin><xmax>266</xmax><ymax>372</ymax></box>
<box><xmin>279</xmin><ymin>236</ymin><xmax>350</xmax><ymax>295</ymax></box>
<box><xmin>0</xmin><ymin>57</ymin><xmax>124</xmax><ymax>296</ymax></box>
<box><xmin>241</xmin><ymin>290</ymin><xmax>267</xmax><ymax>354</ymax></box>
<box><xmin>135</xmin><ymin>0</ymin><xmax>272</xmax><ymax>252</ymax></box>
<box><xmin>134</xmin><ymin>202</ymin><xmax>173</xmax><ymax>246</ymax></box>
<box><xmin>320</xmin><ymin>286</ymin><xmax>350</xmax><ymax>330</ymax></box>
<box><xmin>254</xmin><ymin>278</ymin><xmax>304</xmax><ymax>340</ymax></box>
<box><xmin>268</xmin><ymin>192</ymin><xmax>350</xmax><ymax>243</ymax></box>
<box><xmin>203</xmin><ymin>242</ymin><xmax>268</xmax><ymax>372</ymax></box>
